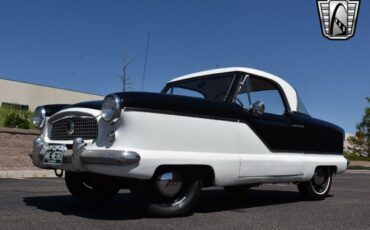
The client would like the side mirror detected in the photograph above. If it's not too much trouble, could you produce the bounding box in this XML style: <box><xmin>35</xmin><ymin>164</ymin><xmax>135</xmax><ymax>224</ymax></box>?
<box><xmin>251</xmin><ymin>101</ymin><xmax>265</xmax><ymax>115</ymax></box>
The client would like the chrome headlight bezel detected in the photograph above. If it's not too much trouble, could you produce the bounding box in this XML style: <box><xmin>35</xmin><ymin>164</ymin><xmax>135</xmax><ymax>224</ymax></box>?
<box><xmin>101</xmin><ymin>94</ymin><xmax>121</xmax><ymax>124</ymax></box>
<box><xmin>33</xmin><ymin>106</ymin><xmax>46</xmax><ymax>129</ymax></box>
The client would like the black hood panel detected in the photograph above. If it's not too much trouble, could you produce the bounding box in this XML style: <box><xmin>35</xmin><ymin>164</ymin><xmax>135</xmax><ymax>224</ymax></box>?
<box><xmin>65</xmin><ymin>100</ymin><xmax>103</xmax><ymax>110</ymax></box>
<box><xmin>41</xmin><ymin>104</ymin><xmax>70</xmax><ymax>117</ymax></box>
<box><xmin>54</xmin><ymin>92</ymin><xmax>240</xmax><ymax>120</ymax></box>
<box><xmin>41</xmin><ymin>101</ymin><xmax>103</xmax><ymax>117</ymax></box>
<box><xmin>114</xmin><ymin>92</ymin><xmax>241</xmax><ymax>119</ymax></box>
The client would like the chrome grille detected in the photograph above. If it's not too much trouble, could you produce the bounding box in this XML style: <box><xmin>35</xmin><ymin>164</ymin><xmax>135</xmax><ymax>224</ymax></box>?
<box><xmin>50</xmin><ymin>117</ymin><xmax>98</xmax><ymax>141</ymax></box>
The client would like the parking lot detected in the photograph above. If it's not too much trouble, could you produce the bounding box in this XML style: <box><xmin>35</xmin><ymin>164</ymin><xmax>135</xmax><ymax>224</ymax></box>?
<box><xmin>0</xmin><ymin>172</ymin><xmax>369</xmax><ymax>230</ymax></box>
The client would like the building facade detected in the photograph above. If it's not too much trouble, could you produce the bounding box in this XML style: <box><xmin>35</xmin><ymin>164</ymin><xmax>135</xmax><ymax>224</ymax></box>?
<box><xmin>0</xmin><ymin>78</ymin><xmax>103</xmax><ymax>111</ymax></box>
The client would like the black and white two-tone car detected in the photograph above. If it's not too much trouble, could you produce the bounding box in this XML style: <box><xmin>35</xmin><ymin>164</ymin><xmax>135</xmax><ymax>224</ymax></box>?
<box><xmin>31</xmin><ymin>67</ymin><xmax>347</xmax><ymax>217</ymax></box>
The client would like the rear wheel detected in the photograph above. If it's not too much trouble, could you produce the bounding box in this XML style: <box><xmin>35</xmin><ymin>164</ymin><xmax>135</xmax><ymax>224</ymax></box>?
<box><xmin>65</xmin><ymin>171</ymin><xmax>120</xmax><ymax>202</ymax></box>
<box><xmin>298</xmin><ymin>167</ymin><xmax>332</xmax><ymax>200</ymax></box>
<box><xmin>131</xmin><ymin>168</ymin><xmax>203</xmax><ymax>217</ymax></box>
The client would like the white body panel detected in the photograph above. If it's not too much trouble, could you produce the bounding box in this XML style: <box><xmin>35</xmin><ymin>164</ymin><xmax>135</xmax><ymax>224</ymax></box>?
<box><xmin>35</xmin><ymin>108</ymin><xmax>347</xmax><ymax>186</ymax></box>
<box><xmin>113</xmin><ymin>111</ymin><xmax>238</xmax><ymax>153</ymax></box>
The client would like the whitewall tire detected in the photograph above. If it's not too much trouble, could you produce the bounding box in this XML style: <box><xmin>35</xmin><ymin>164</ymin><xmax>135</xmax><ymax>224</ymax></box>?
<box><xmin>298</xmin><ymin>167</ymin><xmax>332</xmax><ymax>200</ymax></box>
<box><xmin>131</xmin><ymin>168</ymin><xmax>203</xmax><ymax>217</ymax></box>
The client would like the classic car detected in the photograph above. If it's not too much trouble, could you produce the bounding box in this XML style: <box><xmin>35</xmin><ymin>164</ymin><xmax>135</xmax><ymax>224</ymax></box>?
<box><xmin>30</xmin><ymin>67</ymin><xmax>348</xmax><ymax>217</ymax></box>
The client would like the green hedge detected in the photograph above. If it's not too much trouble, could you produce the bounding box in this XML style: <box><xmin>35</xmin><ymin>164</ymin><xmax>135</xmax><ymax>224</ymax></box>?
<box><xmin>344</xmin><ymin>151</ymin><xmax>370</xmax><ymax>161</ymax></box>
<box><xmin>0</xmin><ymin>107</ymin><xmax>34</xmax><ymax>129</ymax></box>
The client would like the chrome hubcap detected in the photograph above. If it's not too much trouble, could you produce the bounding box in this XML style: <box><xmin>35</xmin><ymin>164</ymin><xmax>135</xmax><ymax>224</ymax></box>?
<box><xmin>311</xmin><ymin>168</ymin><xmax>330</xmax><ymax>194</ymax></box>
<box><xmin>156</xmin><ymin>172</ymin><xmax>183</xmax><ymax>198</ymax></box>
<box><xmin>313</xmin><ymin>168</ymin><xmax>325</xmax><ymax>185</ymax></box>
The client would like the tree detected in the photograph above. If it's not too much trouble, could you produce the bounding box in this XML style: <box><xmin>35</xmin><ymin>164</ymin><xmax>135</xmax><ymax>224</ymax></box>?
<box><xmin>348</xmin><ymin>97</ymin><xmax>370</xmax><ymax>157</ymax></box>
<box><xmin>119</xmin><ymin>50</ymin><xmax>134</xmax><ymax>92</ymax></box>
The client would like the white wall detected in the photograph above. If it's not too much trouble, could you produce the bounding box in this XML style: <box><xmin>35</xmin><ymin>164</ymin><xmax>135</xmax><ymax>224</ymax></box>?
<box><xmin>0</xmin><ymin>78</ymin><xmax>104</xmax><ymax>111</ymax></box>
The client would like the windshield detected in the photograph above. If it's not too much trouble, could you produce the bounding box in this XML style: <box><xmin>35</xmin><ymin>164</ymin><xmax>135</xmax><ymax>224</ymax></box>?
<box><xmin>163</xmin><ymin>74</ymin><xmax>235</xmax><ymax>102</ymax></box>
<box><xmin>297</xmin><ymin>95</ymin><xmax>309</xmax><ymax>115</ymax></box>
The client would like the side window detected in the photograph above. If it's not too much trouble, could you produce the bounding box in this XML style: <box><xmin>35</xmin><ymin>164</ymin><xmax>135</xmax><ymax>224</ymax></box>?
<box><xmin>235</xmin><ymin>76</ymin><xmax>286</xmax><ymax>115</ymax></box>
<box><xmin>169</xmin><ymin>87</ymin><xmax>205</xmax><ymax>99</ymax></box>
<box><xmin>235</xmin><ymin>90</ymin><xmax>252</xmax><ymax>109</ymax></box>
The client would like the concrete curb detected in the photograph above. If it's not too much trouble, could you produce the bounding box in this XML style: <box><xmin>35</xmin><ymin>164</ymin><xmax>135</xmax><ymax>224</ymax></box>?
<box><xmin>0</xmin><ymin>170</ymin><xmax>56</xmax><ymax>178</ymax></box>
<box><xmin>0</xmin><ymin>127</ymin><xmax>40</xmax><ymax>135</ymax></box>
<box><xmin>345</xmin><ymin>169</ymin><xmax>370</xmax><ymax>174</ymax></box>
<box><xmin>349</xmin><ymin>160</ymin><xmax>370</xmax><ymax>167</ymax></box>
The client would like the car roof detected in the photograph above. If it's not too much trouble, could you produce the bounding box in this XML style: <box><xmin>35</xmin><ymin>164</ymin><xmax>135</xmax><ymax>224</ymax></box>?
<box><xmin>168</xmin><ymin>67</ymin><xmax>298</xmax><ymax>112</ymax></box>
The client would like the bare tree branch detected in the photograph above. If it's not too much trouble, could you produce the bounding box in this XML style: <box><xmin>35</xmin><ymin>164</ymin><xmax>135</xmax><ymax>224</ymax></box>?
<box><xmin>119</xmin><ymin>49</ymin><xmax>134</xmax><ymax>92</ymax></box>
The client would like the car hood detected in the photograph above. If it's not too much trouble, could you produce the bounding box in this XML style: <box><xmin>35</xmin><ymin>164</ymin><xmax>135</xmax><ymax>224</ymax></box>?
<box><xmin>64</xmin><ymin>100</ymin><xmax>103</xmax><ymax>110</ymax></box>
<box><xmin>48</xmin><ymin>92</ymin><xmax>241</xmax><ymax>119</ymax></box>
<box><xmin>114</xmin><ymin>92</ymin><xmax>241</xmax><ymax>119</ymax></box>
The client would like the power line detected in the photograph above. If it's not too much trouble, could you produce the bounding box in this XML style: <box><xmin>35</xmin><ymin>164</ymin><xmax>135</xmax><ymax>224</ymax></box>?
<box><xmin>141</xmin><ymin>32</ymin><xmax>151</xmax><ymax>91</ymax></box>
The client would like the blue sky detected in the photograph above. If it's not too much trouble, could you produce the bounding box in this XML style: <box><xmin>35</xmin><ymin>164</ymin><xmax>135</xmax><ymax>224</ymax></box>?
<box><xmin>0</xmin><ymin>0</ymin><xmax>369</xmax><ymax>134</ymax></box>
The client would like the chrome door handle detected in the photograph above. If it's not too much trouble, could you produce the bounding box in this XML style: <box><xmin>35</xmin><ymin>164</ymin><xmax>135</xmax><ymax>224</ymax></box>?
<box><xmin>291</xmin><ymin>124</ymin><xmax>304</xmax><ymax>128</ymax></box>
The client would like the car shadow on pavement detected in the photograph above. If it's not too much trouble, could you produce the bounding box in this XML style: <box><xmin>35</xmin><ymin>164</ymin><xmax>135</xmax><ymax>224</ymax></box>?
<box><xmin>196</xmin><ymin>188</ymin><xmax>304</xmax><ymax>213</ymax></box>
<box><xmin>23</xmin><ymin>191</ymin><xmax>145</xmax><ymax>220</ymax></box>
<box><xmin>23</xmin><ymin>188</ymin><xmax>307</xmax><ymax>220</ymax></box>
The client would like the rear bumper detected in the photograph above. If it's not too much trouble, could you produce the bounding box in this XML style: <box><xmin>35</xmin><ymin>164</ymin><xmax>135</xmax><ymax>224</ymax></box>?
<box><xmin>30</xmin><ymin>136</ymin><xmax>140</xmax><ymax>172</ymax></box>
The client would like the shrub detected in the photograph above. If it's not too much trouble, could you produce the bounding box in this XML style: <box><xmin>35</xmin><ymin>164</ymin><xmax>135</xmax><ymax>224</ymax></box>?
<box><xmin>344</xmin><ymin>151</ymin><xmax>370</xmax><ymax>161</ymax></box>
<box><xmin>0</xmin><ymin>107</ymin><xmax>34</xmax><ymax>129</ymax></box>
<box><xmin>4</xmin><ymin>111</ymin><xmax>31</xmax><ymax>129</ymax></box>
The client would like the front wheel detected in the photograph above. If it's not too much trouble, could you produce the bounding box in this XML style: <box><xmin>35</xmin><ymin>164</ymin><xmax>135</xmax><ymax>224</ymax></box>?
<box><xmin>65</xmin><ymin>171</ymin><xmax>120</xmax><ymax>202</ymax></box>
<box><xmin>131</xmin><ymin>168</ymin><xmax>203</xmax><ymax>217</ymax></box>
<box><xmin>297</xmin><ymin>167</ymin><xmax>332</xmax><ymax>200</ymax></box>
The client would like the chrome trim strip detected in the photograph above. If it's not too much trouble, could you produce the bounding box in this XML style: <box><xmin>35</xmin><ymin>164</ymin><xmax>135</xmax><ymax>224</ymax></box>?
<box><xmin>80</xmin><ymin>150</ymin><xmax>140</xmax><ymax>165</ymax></box>
<box><xmin>48</xmin><ymin>111</ymin><xmax>96</xmax><ymax>125</ymax></box>
<box><xmin>240</xmin><ymin>174</ymin><xmax>304</xmax><ymax>178</ymax></box>
<box><xmin>34</xmin><ymin>137</ymin><xmax>139</xmax><ymax>167</ymax></box>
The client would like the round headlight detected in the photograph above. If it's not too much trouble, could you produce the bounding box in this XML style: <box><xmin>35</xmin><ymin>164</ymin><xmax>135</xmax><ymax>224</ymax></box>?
<box><xmin>101</xmin><ymin>94</ymin><xmax>121</xmax><ymax>123</ymax></box>
<box><xmin>33</xmin><ymin>106</ymin><xmax>46</xmax><ymax>129</ymax></box>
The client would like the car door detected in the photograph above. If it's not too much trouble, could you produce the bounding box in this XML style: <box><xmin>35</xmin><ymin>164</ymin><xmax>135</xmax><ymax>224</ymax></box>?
<box><xmin>236</xmin><ymin>75</ymin><xmax>305</xmax><ymax>177</ymax></box>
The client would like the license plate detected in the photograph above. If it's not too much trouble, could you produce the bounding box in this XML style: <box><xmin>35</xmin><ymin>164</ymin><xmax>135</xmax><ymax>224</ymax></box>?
<box><xmin>43</xmin><ymin>145</ymin><xmax>67</xmax><ymax>165</ymax></box>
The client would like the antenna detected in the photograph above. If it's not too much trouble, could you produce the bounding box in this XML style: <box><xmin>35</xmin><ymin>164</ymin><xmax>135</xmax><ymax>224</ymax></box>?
<box><xmin>141</xmin><ymin>32</ymin><xmax>151</xmax><ymax>91</ymax></box>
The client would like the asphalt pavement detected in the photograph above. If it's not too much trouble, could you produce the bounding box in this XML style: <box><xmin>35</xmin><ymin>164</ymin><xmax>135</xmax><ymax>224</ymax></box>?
<box><xmin>0</xmin><ymin>173</ymin><xmax>369</xmax><ymax>230</ymax></box>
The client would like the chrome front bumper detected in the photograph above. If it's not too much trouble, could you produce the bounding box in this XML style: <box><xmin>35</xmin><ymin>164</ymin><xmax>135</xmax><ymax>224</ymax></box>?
<box><xmin>30</xmin><ymin>136</ymin><xmax>140</xmax><ymax>172</ymax></box>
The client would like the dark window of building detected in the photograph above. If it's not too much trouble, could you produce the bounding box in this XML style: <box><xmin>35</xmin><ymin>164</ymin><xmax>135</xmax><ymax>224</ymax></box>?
<box><xmin>1</xmin><ymin>102</ymin><xmax>29</xmax><ymax>111</ymax></box>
